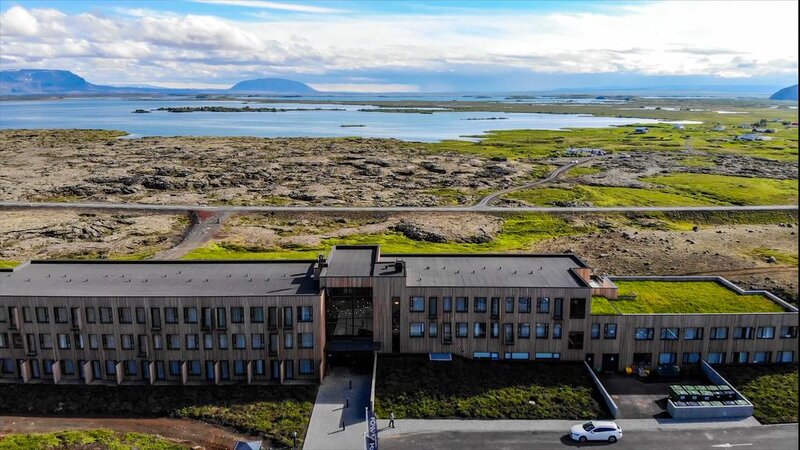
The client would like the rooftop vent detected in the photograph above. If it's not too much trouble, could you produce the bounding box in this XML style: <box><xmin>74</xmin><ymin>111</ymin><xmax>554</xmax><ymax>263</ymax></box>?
<box><xmin>394</xmin><ymin>259</ymin><xmax>403</xmax><ymax>272</ymax></box>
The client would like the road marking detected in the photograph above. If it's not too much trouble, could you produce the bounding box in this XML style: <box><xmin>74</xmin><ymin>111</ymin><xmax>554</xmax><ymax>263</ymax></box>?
<box><xmin>712</xmin><ymin>443</ymin><xmax>754</xmax><ymax>448</ymax></box>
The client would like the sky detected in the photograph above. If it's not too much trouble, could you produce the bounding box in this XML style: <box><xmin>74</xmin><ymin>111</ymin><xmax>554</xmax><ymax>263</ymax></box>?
<box><xmin>0</xmin><ymin>0</ymin><xmax>797</xmax><ymax>92</ymax></box>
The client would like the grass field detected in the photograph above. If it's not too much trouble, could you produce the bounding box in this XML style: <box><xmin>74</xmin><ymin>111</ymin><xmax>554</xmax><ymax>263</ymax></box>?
<box><xmin>644</xmin><ymin>173</ymin><xmax>799</xmax><ymax>206</ymax></box>
<box><xmin>716</xmin><ymin>364</ymin><xmax>798</xmax><ymax>424</ymax></box>
<box><xmin>506</xmin><ymin>185</ymin><xmax>718</xmax><ymax>207</ymax></box>
<box><xmin>0</xmin><ymin>429</ymin><xmax>185</xmax><ymax>450</ymax></box>
<box><xmin>593</xmin><ymin>280</ymin><xmax>786</xmax><ymax>314</ymax></box>
<box><xmin>375</xmin><ymin>355</ymin><xmax>607</xmax><ymax>420</ymax></box>
<box><xmin>0</xmin><ymin>385</ymin><xmax>316</xmax><ymax>448</ymax></box>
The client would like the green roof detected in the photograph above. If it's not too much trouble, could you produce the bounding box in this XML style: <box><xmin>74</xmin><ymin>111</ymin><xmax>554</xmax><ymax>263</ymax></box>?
<box><xmin>591</xmin><ymin>280</ymin><xmax>786</xmax><ymax>315</ymax></box>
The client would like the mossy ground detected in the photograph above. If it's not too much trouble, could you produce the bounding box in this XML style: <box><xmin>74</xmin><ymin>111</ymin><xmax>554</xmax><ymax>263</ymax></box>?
<box><xmin>0</xmin><ymin>429</ymin><xmax>186</xmax><ymax>450</ymax></box>
<box><xmin>716</xmin><ymin>364</ymin><xmax>798</xmax><ymax>424</ymax></box>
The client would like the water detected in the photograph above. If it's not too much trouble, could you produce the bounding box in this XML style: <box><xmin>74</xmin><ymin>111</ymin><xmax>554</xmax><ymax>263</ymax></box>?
<box><xmin>0</xmin><ymin>97</ymin><xmax>660</xmax><ymax>142</ymax></box>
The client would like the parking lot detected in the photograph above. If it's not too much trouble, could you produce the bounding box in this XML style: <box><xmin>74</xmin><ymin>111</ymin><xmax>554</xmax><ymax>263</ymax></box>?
<box><xmin>599</xmin><ymin>373</ymin><xmax>708</xmax><ymax>418</ymax></box>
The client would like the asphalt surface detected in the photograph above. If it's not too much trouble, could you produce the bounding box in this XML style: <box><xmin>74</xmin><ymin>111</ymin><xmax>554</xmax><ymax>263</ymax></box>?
<box><xmin>1</xmin><ymin>201</ymin><xmax>797</xmax><ymax>214</ymax></box>
<box><xmin>379</xmin><ymin>424</ymin><xmax>799</xmax><ymax>450</ymax></box>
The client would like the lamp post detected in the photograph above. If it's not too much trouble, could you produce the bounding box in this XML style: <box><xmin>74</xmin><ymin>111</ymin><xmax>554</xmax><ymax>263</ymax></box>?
<box><xmin>291</xmin><ymin>431</ymin><xmax>298</xmax><ymax>450</ymax></box>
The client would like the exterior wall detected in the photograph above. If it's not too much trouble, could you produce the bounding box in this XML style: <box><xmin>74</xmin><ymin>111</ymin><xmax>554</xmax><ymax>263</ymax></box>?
<box><xmin>0</xmin><ymin>294</ymin><xmax>325</xmax><ymax>385</ymax></box>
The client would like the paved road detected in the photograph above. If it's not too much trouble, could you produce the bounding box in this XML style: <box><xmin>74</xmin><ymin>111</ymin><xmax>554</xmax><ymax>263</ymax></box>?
<box><xmin>474</xmin><ymin>157</ymin><xmax>595</xmax><ymax>207</ymax></box>
<box><xmin>380</xmin><ymin>424</ymin><xmax>798</xmax><ymax>450</ymax></box>
<box><xmin>1</xmin><ymin>201</ymin><xmax>796</xmax><ymax>214</ymax></box>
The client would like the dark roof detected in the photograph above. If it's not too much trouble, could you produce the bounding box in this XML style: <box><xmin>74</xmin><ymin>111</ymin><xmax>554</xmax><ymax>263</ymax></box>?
<box><xmin>388</xmin><ymin>254</ymin><xmax>588</xmax><ymax>288</ymax></box>
<box><xmin>322</xmin><ymin>245</ymin><xmax>379</xmax><ymax>277</ymax></box>
<box><xmin>1</xmin><ymin>261</ymin><xmax>319</xmax><ymax>297</ymax></box>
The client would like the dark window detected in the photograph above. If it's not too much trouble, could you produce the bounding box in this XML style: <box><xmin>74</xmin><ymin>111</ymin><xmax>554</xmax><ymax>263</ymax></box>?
<box><xmin>164</xmin><ymin>307</ymin><xmax>178</xmax><ymax>324</ymax></box>
<box><xmin>553</xmin><ymin>298</ymin><xmax>563</xmax><ymax>320</ymax></box>
<box><xmin>298</xmin><ymin>332</ymin><xmax>314</xmax><ymax>349</ymax></box>
<box><xmin>604</xmin><ymin>324</ymin><xmax>617</xmax><ymax>339</ymax></box>
<box><xmin>456</xmin><ymin>297</ymin><xmax>468</xmax><ymax>313</ymax></box>
<box><xmin>410</xmin><ymin>296</ymin><xmax>425</xmax><ymax>312</ymax></box>
<box><xmin>553</xmin><ymin>323</ymin><xmax>562</xmax><ymax>339</ymax></box>
<box><xmin>535</xmin><ymin>323</ymin><xmax>549</xmax><ymax>339</ymax></box>
<box><xmin>503</xmin><ymin>323</ymin><xmax>514</xmax><ymax>344</ymax></box>
<box><xmin>86</xmin><ymin>307</ymin><xmax>97</xmax><ymax>324</ymax></box>
<box><xmin>410</xmin><ymin>322</ymin><xmax>424</xmax><ymax>338</ymax></box>
<box><xmin>201</xmin><ymin>307</ymin><xmax>213</xmax><ymax>329</ymax></box>
<box><xmin>429</xmin><ymin>322</ymin><xmax>438</xmax><ymax>338</ymax></box>
<box><xmin>231</xmin><ymin>307</ymin><xmax>244</xmax><ymax>324</ymax></box>
<box><xmin>283</xmin><ymin>307</ymin><xmax>293</xmax><ymax>329</ymax></box>
<box><xmin>490</xmin><ymin>297</ymin><xmax>500</xmax><ymax>319</ymax></box>
<box><xmin>455</xmin><ymin>322</ymin><xmax>468</xmax><ymax>338</ymax></box>
<box><xmin>568</xmin><ymin>331</ymin><xmax>584</xmax><ymax>349</ymax></box>
<box><xmin>428</xmin><ymin>297</ymin><xmax>438</xmax><ymax>319</ymax></box>
<box><xmin>216</xmin><ymin>308</ymin><xmax>227</xmax><ymax>328</ymax></box>
<box><xmin>268</xmin><ymin>307</ymin><xmax>278</xmax><ymax>329</ymax></box>
<box><xmin>490</xmin><ymin>321</ymin><xmax>499</xmax><ymax>338</ymax></box>
<box><xmin>569</xmin><ymin>298</ymin><xmax>586</xmax><ymax>319</ymax></box>
<box><xmin>119</xmin><ymin>307</ymin><xmax>132</xmax><ymax>324</ymax></box>
<box><xmin>251</xmin><ymin>307</ymin><xmax>264</xmax><ymax>323</ymax></box>
<box><xmin>635</xmin><ymin>327</ymin><xmax>654</xmax><ymax>340</ymax></box>
<box><xmin>473</xmin><ymin>322</ymin><xmax>487</xmax><ymax>338</ymax></box>
<box><xmin>150</xmin><ymin>308</ymin><xmax>161</xmax><ymax>328</ymax></box>
<box><xmin>505</xmin><ymin>297</ymin><xmax>515</xmax><ymax>314</ymax></box>
<box><xmin>591</xmin><ymin>323</ymin><xmax>600</xmax><ymax>339</ymax></box>
<box><xmin>684</xmin><ymin>327</ymin><xmax>703</xmax><ymax>340</ymax></box>
<box><xmin>183</xmin><ymin>307</ymin><xmax>198</xmax><ymax>324</ymax></box>
<box><xmin>121</xmin><ymin>334</ymin><xmax>134</xmax><ymax>350</ymax></box>
<box><xmin>756</xmin><ymin>326</ymin><xmax>775</xmax><ymax>339</ymax></box>
<box><xmin>518</xmin><ymin>297</ymin><xmax>531</xmax><ymax>313</ymax></box>
<box><xmin>710</xmin><ymin>327</ymin><xmax>728</xmax><ymax>340</ymax></box>
<box><xmin>734</xmin><ymin>327</ymin><xmax>754</xmax><ymax>340</ymax></box>
<box><xmin>135</xmin><ymin>307</ymin><xmax>146</xmax><ymax>324</ymax></box>
<box><xmin>518</xmin><ymin>323</ymin><xmax>531</xmax><ymax>339</ymax></box>
<box><xmin>633</xmin><ymin>353</ymin><xmax>652</xmax><ymax>366</ymax></box>
<box><xmin>683</xmin><ymin>352</ymin><xmax>701</xmax><ymax>364</ymax></box>
<box><xmin>661</xmin><ymin>327</ymin><xmax>679</xmax><ymax>341</ymax></box>
<box><xmin>443</xmin><ymin>323</ymin><xmax>452</xmax><ymax>344</ymax></box>
<box><xmin>781</xmin><ymin>326</ymin><xmax>797</xmax><ymax>338</ymax></box>
<box><xmin>536</xmin><ymin>297</ymin><xmax>550</xmax><ymax>313</ymax></box>
<box><xmin>443</xmin><ymin>297</ymin><xmax>453</xmax><ymax>313</ymax></box>
<box><xmin>732</xmin><ymin>352</ymin><xmax>749</xmax><ymax>364</ymax></box>
<box><xmin>474</xmin><ymin>297</ymin><xmax>487</xmax><ymax>313</ymax></box>
<box><xmin>54</xmin><ymin>307</ymin><xmax>68</xmax><ymax>323</ymax></box>
<box><xmin>233</xmin><ymin>333</ymin><xmax>246</xmax><ymax>349</ymax></box>
<box><xmin>298</xmin><ymin>306</ymin><xmax>313</xmax><ymax>322</ymax></box>
<box><xmin>186</xmin><ymin>334</ymin><xmax>199</xmax><ymax>350</ymax></box>
<box><xmin>36</xmin><ymin>307</ymin><xmax>49</xmax><ymax>323</ymax></box>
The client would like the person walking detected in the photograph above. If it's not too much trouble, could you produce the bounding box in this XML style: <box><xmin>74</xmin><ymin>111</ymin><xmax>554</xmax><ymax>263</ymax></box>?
<box><xmin>389</xmin><ymin>411</ymin><xmax>395</xmax><ymax>428</ymax></box>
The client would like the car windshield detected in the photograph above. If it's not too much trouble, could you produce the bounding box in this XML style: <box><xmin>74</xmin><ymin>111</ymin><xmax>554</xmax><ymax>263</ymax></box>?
<box><xmin>582</xmin><ymin>422</ymin><xmax>595</xmax><ymax>432</ymax></box>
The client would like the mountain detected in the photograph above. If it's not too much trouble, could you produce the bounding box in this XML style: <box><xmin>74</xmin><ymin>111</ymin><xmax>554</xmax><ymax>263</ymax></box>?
<box><xmin>0</xmin><ymin>69</ymin><xmax>108</xmax><ymax>95</ymax></box>
<box><xmin>769</xmin><ymin>84</ymin><xmax>798</xmax><ymax>101</ymax></box>
<box><xmin>228</xmin><ymin>78</ymin><xmax>317</xmax><ymax>93</ymax></box>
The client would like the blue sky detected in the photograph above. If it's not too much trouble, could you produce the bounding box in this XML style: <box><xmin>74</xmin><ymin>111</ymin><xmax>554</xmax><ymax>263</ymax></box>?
<box><xmin>1</xmin><ymin>0</ymin><xmax>797</xmax><ymax>92</ymax></box>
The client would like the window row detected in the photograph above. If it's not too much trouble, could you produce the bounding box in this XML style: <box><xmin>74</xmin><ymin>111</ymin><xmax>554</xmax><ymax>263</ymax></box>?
<box><xmin>633</xmin><ymin>351</ymin><xmax>795</xmax><ymax>366</ymax></box>
<box><xmin>409</xmin><ymin>321</ymin><xmax>568</xmax><ymax>343</ymax></box>
<box><xmin>633</xmin><ymin>326</ymin><xmax>796</xmax><ymax>341</ymax></box>
<box><xmin>406</xmin><ymin>296</ymin><xmax>586</xmax><ymax>319</ymax></box>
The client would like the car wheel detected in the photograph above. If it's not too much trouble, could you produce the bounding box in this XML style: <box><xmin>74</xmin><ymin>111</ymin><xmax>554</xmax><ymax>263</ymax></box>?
<box><xmin>608</xmin><ymin>436</ymin><xmax>617</xmax><ymax>443</ymax></box>
<box><xmin>579</xmin><ymin>436</ymin><xmax>587</xmax><ymax>442</ymax></box>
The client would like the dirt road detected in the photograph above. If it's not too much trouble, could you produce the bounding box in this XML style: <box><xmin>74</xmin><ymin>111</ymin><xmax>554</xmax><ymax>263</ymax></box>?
<box><xmin>152</xmin><ymin>211</ymin><xmax>230</xmax><ymax>260</ymax></box>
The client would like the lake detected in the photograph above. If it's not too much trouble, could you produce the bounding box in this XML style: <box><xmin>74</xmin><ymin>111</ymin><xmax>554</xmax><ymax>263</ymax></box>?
<box><xmin>0</xmin><ymin>97</ymin><xmax>660</xmax><ymax>142</ymax></box>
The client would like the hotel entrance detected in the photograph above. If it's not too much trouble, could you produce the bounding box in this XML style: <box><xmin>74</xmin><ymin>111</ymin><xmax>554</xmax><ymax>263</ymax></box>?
<box><xmin>324</xmin><ymin>287</ymin><xmax>376</xmax><ymax>369</ymax></box>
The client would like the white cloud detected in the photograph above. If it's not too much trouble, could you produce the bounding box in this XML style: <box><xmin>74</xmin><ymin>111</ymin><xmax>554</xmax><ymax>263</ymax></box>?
<box><xmin>191</xmin><ymin>0</ymin><xmax>344</xmax><ymax>14</ymax></box>
<box><xmin>0</xmin><ymin>5</ymin><xmax>39</xmax><ymax>35</ymax></box>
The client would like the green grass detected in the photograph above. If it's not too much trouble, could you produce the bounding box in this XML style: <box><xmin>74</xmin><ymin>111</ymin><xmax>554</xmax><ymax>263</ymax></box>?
<box><xmin>182</xmin><ymin>213</ymin><xmax>596</xmax><ymax>260</ymax></box>
<box><xmin>375</xmin><ymin>355</ymin><xmax>607</xmax><ymax>420</ymax></box>
<box><xmin>748</xmin><ymin>247</ymin><xmax>799</xmax><ymax>267</ymax></box>
<box><xmin>679</xmin><ymin>155</ymin><xmax>716</xmax><ymax>168</ymax></box>
<box><xmin>0</xmin><ymin>429</ymin><xmax>186</xmax><ymax>450</ymax></box>
<box><xmin>565</xmin><ymin>166</ymin><xmax>603</xmax><ymax>177</ymax></box>
<box><xmin>594</xmin><ymin>280</ymin><xmax>786</xmax><ymax>314</ymax></box>
<box><xmin>590</xmin><ymin>296</ymin><xmax>620</xmax><ymax>315</ymax></box>
<box><xmin>507</xmin><ymin>185</ymin><xmax>717</xmax><ymax>207</ymax></box>
<box><xmin>0</xmin><ymin>260</ymin><xmax>20</xmax><ymax>269</ymax></box>
<box><xmin>0</xmin><ymin>385</ymin><xmax>316</xmax><ymax>448</ymax></box>
<box><xmin>716</xmin><ymin>364</ymin><xmax>798</xmax><ymax>424</ymax></box>
<box><xmin>644</xmin><ymin>173</ymin><xmax>799</xmax><ymax>206</ymax></box>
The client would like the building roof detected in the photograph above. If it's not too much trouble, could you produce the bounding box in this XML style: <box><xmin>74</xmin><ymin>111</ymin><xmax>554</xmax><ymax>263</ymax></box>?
<box><xmin>1</xmin><ymin>261</ymin><xmax>319</xmax><ymax>297</ymax></box>
<box><xmin>322</xmin><ymin>245</ymin><xmax>380</xmax><ymax>277</ymax></box>
<box><xmin>386</xmin><ymin>254</ymin><xmax>589</xmax><ymax>288</ymax></box>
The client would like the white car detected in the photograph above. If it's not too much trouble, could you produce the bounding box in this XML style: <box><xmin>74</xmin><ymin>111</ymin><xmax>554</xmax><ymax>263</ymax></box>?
<box><xmin>569</xmin><ymin>421</ymin><xmax>622</xmax><ymax>443</ymax></box>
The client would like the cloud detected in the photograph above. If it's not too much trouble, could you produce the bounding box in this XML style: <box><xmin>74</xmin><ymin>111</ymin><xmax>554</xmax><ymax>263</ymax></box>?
<box><xmin>0</xmin><ymin>5</ymin><xmax>39</xmax><ymax>35</ymax></box>
<box><xmin>191</xmin><ymin>0</ymin><xmax>344</xmax><ymax>14</ymax></box>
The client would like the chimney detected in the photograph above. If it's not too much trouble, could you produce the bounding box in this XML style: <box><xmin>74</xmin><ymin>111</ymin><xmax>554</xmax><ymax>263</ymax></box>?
<box><xmin>394</xmin><ymin>259</ymin><xmax>404</xmax><ymax>272</ymax></box>
<box><xmin>313</xmin><ymin>254</ymin><xmax>327</xmax><ymax>280</ymax></box>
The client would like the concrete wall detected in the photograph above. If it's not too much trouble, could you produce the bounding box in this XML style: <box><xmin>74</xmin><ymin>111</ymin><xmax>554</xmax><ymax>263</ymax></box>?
<box><xmin>666</xmin><ymin>361</ymin><xmax>754</xmax><ymax>420</ymax></box>
<box><xmin>583</xmin><ymin>361</ymin><xmax>619</xmax><ymax>419</ymax></box>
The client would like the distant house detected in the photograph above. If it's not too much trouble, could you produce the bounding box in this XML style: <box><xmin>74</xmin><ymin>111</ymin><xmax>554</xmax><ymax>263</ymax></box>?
<box><xmin>737</xmin><ymin>133</ymin><xmax>772</xmax><ymax>141</ymax></box>
<box><xmin>712</xmin><ymin>124</ymin><xmax>726</xmax><ymax>131</ymax></box>
<box><xmin>634</xmin><ymin>127</ymin><xmax>649</xmax><ymax>134</ymax></box>
<box><xmin>673</xmin><ymin>124</ymin><xmax>685</xmax><ymax>131</ymax></box>
<box><xmin>566</xmin><ymin>147</ymin><xmax>606</xmax><ymax>156</ymax></box>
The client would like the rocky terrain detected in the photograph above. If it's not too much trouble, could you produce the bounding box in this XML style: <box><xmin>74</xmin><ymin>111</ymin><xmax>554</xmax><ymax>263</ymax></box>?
<box><xmin>0</xmin><ymin>130</ymin><xmax>541</xmax><ymax>207</ymax></box>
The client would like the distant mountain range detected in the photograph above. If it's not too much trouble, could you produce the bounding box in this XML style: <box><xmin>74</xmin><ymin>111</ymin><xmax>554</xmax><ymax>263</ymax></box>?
<box><xmin>769</xmin><ymin>84</ymin><xmax>798</xmax><ymax>101</ymax></box>
<box><xmin>0</xmin><ymin>69</ymin><xmax>318</xmax><ymax>95</ymax></box>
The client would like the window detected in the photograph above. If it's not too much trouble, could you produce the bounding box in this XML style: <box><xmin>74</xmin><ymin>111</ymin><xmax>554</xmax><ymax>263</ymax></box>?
<box><xmin>661</xmin><ymin>327</ymin><xmax>680</xmax><ymax>341</ymax></box>
<box><xmin>169</xmin><ymin>360</ymin><xmax>181</xmax><ymax>376</ymax></box>
<box><xmin>537</xmin><ymin>297</ymin><xmax>550</xmax><ymax>313</ymax></box>
<box><xmin>443</xmin><ymin>297</ymin><xmax>453</xmax><ymax>313</ymax></box>
<box><xmin>251</xmin><ymin>307</ymin><xmax>264</xmax><ymax>323</ymax></box>
<box><xmin>252</xmin><ymin>333</ymin><xmax>264</xmax><ymax>349</ymax></box>
<box><xmin>153</xmin><ymin>335</ymin><xmax>163</xmax><ymax>350</ymax></box>
<box><xmin>410</xmin><ymin>322</ymin><xmax>425</xmax><ymax>338</ymax></box>
<box><xmin>254</xmin><ymin>360</ymin><xmax>266</xmax><ymax>376</ymax></box>
<box><xmin>106</xmin><ymin>360</ymin><xmax>117</xmax><ymax>377</ymax></box>
<box><xmin>231</xmin><ymin>307</ymin><xmax>244</xmax><ymax>324</ymax></box>
<box><xmin>635</xmin><ymin>328</ymin><xmax>654</xmax><ymax>340</ymax></box>
<box><xmin>443</xmin><ymin>323</ymin><xmax>453</xmax><ymax>344</ymax></box>
<box><xmin>135</xmin><ymin>307</ymin><xmax>146</xmax><ymax>324</ymax></box>
<box><xmin>777</xmin><ymin>351</ymin><xmax>795</xmax><ymax>363</ymax></box>
<box><xmin>553</xmin><ymin>323</ymin><xmax>562</xmax><ymax>339</ymax></box>
<box><xmin>518</xmin><ymin>323</ymin><xmax>531</xmax><ymax>339</ymax></box>
<box><xmin>216</xmin><ymin>308</ymin><xmax>227</xmax><ymax>328</ymax></box>
<box><xmin>567</xmin><ymin>331</ymin><xmax>584</xmax><ymax>349</ymax></box>
<box><xmin>21</xmin><ymin>307</ymin><xmax>32</xmax><ymax>323</ymax></box>
<box><xmin>124</xmin><ymin>360</ymin><xmax>137</xmax><ymax>377</ymax></box>
<box><xmin>0</xmin><ymin>333</ymin><xmax>7</xmax><ymax>349</ymax></box>
<box><xmin>150</xmin><ymin>308</ymin><xmax>161</xmax><ymax>328</ymax></box>
<box><xmin>473</xmin><ymin>322</ymin><xmax>487</xmax><ymax>338</ymax></box>
<box><xmin>26</xmin><ymin>334</ymin><xmax>37</xmax><ymax>353</ymax></box>
<box><xmin>473</xmin><ymin>352</ymin><xmax>499</xmax><ymax>360</ymax></box>
<box><xmin>504</xmin><ymin>352</ymin><xmax>529</xmax><ymax>360</ymax></box>
<box><xmin>102</xmin><ymin>334</ymin><xmax>115</xmax><ymax>350</ymax></box>
<box><xmin>659</xmin><ymin>352</ymin><xmax>677</xmax><ymax>365</ymax></box>
<box><xmin>756</xmin><ymin>326</ymin><xmax>775</xmax><ymax>339</ymax></box>
<box><xmin>184</xmin><ymin>307</ymin><xmax>198</xmax><ymax>324</ymax></box>
<box><xmin>732</xmin><ymin>352</ymin><xmax>749</xmax><ymax>364</ymax></box>
<box><xmin>568</xmin><ymin>298</ymin><xmax>586</xmax><ymax>319</ymax></box>
<box><xmin>410</xmin><ymin>296</ymin><xmax>425</xmax><ymax>312</ymax></box>
<box><xmin>591</xmin><ymin>323</ymin><xmax>601</xmax><ymax>339</ymax></box>
<box><xmin>188</xmin><ymin>360</ymin><xmax>201</xmax><ymax>376</ymax></box>
<box><xmin>683</xmin><ymin>352</ymin><xmax>701</xmax><ymax>364</ymax></box>
<box><xmin>518</xmin><ymin>297</ymin><xmax>531</xmax><ymax>313</ymax></box>
<box><xmin>474</xmin><ymin>297</ymin><xmax>487</xmax><ymax>313</ymax></box>
<box><xmin>155</xmin><ymin>361</ymin><xmax>166</xmax><ymax>380</ymax></box>
<box><xmin>283</xmin><ymin>307</ymin><xmax>293</xmax><ymax>329</ymax></box>
<box><xmin>535</xmin><ymin>323</ymin><xmax>549</xmax><ymax>339</ymax></box>
<box><xmin>503</xmin><ymin>323</ymin><xmax>514</xmax><ymax>344</ymax></box>
<box><xmin>633</xmin><ymin>353</ymin><xmax>652</xmax><ymax>366</ymax></box>
<box><xmin>553</xmin><ymin>298</ymin><xmax>564</xmax><ymax>320</ymax></box>
<box><xmin>70</xmin><ymin>307</ymin><xmax>81</xmax><ymax>328</ymax></box>
<box><xmin>137</xmin><ymin>335</ymin><xmax>146</xmax><ymax>355</ymax></box>
<box><xmin>186</xmin><ymin>334</ymin><xmax>199</xmax><ymax>350</ymax></box>
<box><xmin>234</xmin><ymin>360</ymin><xmax>246</xmax><ymax>376</ymax></box>
<box><xmin>233</xmin><ymin>333</ymin><xmax>246</xmax><ymax>349</ymax></box>
<box><xmin>89</xmin><ymin>334</ymin><xmax>99</xmax><ymax>350</ymax></box>
<box><xmin>429</xmin><ymin>297</ymin><xmax>438</xmax><ymax>319</ymax></box>
<box><xmin>429</xmin><ymin>322</ymin><xmax>438</xmax><ymax>338</ymax></box>
<box><xmin>219</xmin><ymin>361</ymin><xmax>230</xmax><ymax>380</ymax></box>
<box><xmin>535</xmin><ymin>352</ymin><xmax>561</xmax><ymax>360</ymax></box>
<box><xmin>604</xmin><ymin>324</ymin><xmax>617</xmax><ymax>339</ymax></box>
<box><xmin>299</xmin><ymin>359</ymin><xmax>314</xmax><ymax>375</ymax></box>
<box><xmin>684</xmin><ymin>327</ymin><xmax>703</xmax><ymax>340</ymax></box>
<box><xmin>298</xmin><ymin>332</ymin><xmax>314</xmax><ymax>349</ymax></box>
<box><xmin>456</xmin><ymin>297</ymin><xmax>468</xmax><ymax>313</ymax></box>
<box><xmin>121</xmin><ymin>334</ymin><xmax>134</xmax><ymax>350</ymax></box>
<box><xmin>734</xmin><ymin>326</ymin><xmax>754</xmax><ymax>340</ymax></box>
<box><xmin>57</xmin><ymin>334</ymin><xmax>70</xmax><ymax>349</ymax></box>
<box><xmin>119</xmin><ymin>307</ymin><xmax>132</xmax><ymax>324</ymax></box>
<box><xmin>86</xmin><ymin>307</ymin><xmax>97</xmax><ymax>324</ymax></box>
<box><xmin>269</xmin><ymin>334</ymin><xmax>279</xmax><ymax>355</ymax></box>
<box><xmin>201</xmin><ymin>307</ymin><xmax>213</xmax><ymax>329</ymax></box>
<box><xmin>490</xmin><ymin>321</ymin><xmax>499</xmax><ymax>339</ymax></box>
<box><xmin>283</xmin><ymin>360</ymin><xmax>293</xmax><ymax>379</ymax></box>
<box><xmin>753</xmin><ymin>351</ymin><xmax>771</xmax><ymax>364</ymax></box>
<box><xmin>0</xmin><ymin>307</ymin><xmax>5</xmax><ymax>322</ymax></box>
<box><xmin>455</xmin><ymin>322</ymin><xmax>468</xmax><ymax>338</ymax></box>
<box><xmin>504</xmin><ymin>297</ymin><xmax>514</xmax><ymax>314</ymax></box>
<box><xmin>54</xmin><ymin>307</ymin><xmax>68</xmax><ymax>323</ymax></box>
<box><xmin>203</xmin><ymin>334</ymin><xmax>213</xmax><ymax>349</ymax></box>
<box><xmin>710</xmin><ymin>327</ymin><xmax>728</xmax><ymax>340</ymax></box>
<box><xmin>164</xmin><ymin>307</ymin><xmax>178</xmax><ymax>324</ymax></box>
<box><xmin>781</xmin><ymin>326</ymin><xmax>798</xmax><ymax>338</ymax></box>
<box><xmin>36</xmin><ymin>307</ymin><xmax>49</xmax><ymax>323</ymax></box>
<box><xmin>167</xmin><ymin>334</ymin><xmax>180</xmax><ymax>350</ymax></box>
<box><xmin>218</xmin><ymin>334</ymin><xmax>228</xmax><ymax>349</ymax></box>
<box><xmin>490</xmin><ymin>297</ymin><xmax>500</xmax><ymax>319</ymax></box>
<box><xmin>268</xmin><ymin>307</ymin><xmax>278</xmax><ymax>329</ymax></box>
<box><xmin>298</xmin><ymin>306</ymin><xmax>313</xmax><ymax>322</ymax></box>
<box><xmin>0</xmin><ymin>358</ymin><xmax>14</xmax><ymax>374</ymax></box>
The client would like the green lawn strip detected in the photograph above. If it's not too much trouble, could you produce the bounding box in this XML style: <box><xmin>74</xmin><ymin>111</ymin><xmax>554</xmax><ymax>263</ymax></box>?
<box><xmin>506</xmin><ymin>185</ymin><xmax>718</xmax><ymax>207</ymax></box>
<box><xmin>590</xmin><ymin>296</ymin><xmax>621</xmax><ymax>315</ymax></box>
<box><xmin>375</xmin><ymin>355</ymin><xmax>606</xmax><ymax>420</ymax></box>
<box><xmin>0</xmin><ymin>429</ymin><xmax>186</xmax><ymax>450</ymax></box>
<box><xmin>607</xmin><ymin>280</ymin><xmax>785</xmax><ymax>314</ymax></box>
<box><xmin>0</xmin><ymin>385</ymin><xmax>316</xmax><ymax>448</ymax></box>
<box><xmin>0</xmin><ymin>260</ymin><xmax>20</xmax><ymax>269</ymax></box>
<box><xmin>747</xmin><ymin>247</ymin><xmax>799</xmax><ymax>267</ymax></box>
<box><xmin>643</xmin><ymin>173</ymin><xmax>799</xmax><ymax>206</ymax></box>
<box><xmin>715</xmin><ymin>364</ymin><xmax>798</xmax><ymax>424</ymax></box>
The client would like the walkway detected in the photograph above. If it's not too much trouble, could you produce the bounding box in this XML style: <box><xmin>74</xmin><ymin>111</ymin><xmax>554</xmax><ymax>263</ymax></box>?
<box><xmin>303</xmin><ymin>367</ymin><xmax>372</xmax><ymax>450</ymax></box>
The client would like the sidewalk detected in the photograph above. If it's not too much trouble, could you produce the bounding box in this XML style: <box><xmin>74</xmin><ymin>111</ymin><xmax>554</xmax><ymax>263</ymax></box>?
<box><xmin>303</xmin><ymin>367</ymin><xmax>372</xmax><ymax>450</ymax></box>
<box><xmin>375</xmin><ymin>415</ymin><xmax>761</xmax><ymax>438</ymax></box>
